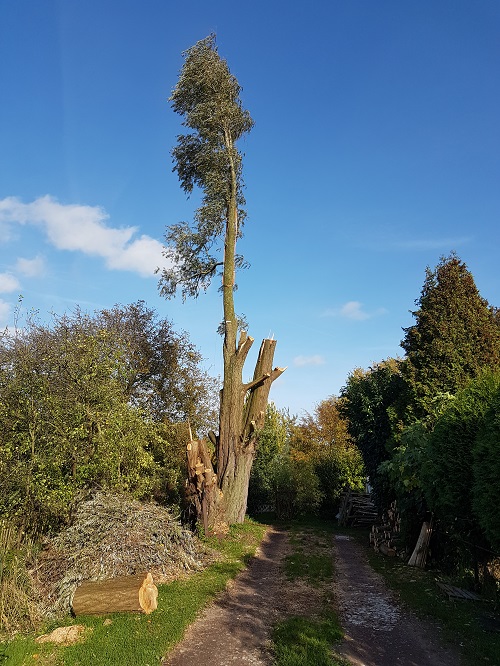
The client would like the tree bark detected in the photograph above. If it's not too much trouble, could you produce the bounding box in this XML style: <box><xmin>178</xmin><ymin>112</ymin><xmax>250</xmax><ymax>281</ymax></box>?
<box><xmin>217</xmin><ymin>337</ymin><xmax>285</xmax><ymax>526</ymax></box>
<box><xmin>187</xmin><ymin>336</ymin><xmax>285</xmax><ymax>531</ymax></box>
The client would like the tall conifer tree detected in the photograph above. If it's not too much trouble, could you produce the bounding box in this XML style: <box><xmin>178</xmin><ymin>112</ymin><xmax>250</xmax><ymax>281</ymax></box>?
<box><xmin>401</xmin><ymin>253</ymin><xmax>500</xmax><ymax>417</ymax></box>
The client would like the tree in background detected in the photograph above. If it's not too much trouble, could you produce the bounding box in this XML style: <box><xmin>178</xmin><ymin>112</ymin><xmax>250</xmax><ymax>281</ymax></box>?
<box><xmin>247</xmin><ymin>403</ymin><xmax>290</xmax><ymax>514</ymax></box>
<box><xmin>473</xmin><ymin>384</ymin><xmax>500</xmax><ymax>553</ymax></box>
<box><xmin>0</xmin><ymin>304</ymin><xmax>216</xmax><ymax>533</ymax></box>
<box><xmin>158</xmin><ymin>35</ymin><xmax>285</xmax><ymax>529</ymax></box>
<box><xmin>96</xmin><ymin>301</ymin><xmax>218</xmax><ymax>433</ymax></box>
<box><xmin>340</xmin><ymin>359</ymin><xmax>408</xmax><ymax>508</ymax></box>
<box><xmin>401</xmin><ymin>253</ymin><xmax>500</xmax><ymax>418</ymax></box>
<box><xmin>290</xmin><ymin>397</ymin><xmax>365</xmax><ymax>514</ymax></box>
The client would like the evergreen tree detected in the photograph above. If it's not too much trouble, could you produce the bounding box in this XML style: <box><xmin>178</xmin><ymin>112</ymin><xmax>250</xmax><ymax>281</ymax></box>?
<box><xmin>401</xmin><ymin>253</ymin><xmax>500</xmax><ymax>417</ymax></box>
<box><xmin>340</xmin><ymin>359</ymin><xmax>408</xmax><ymax>507</ymax></box>
<box><xmin>472</xmin><ymin>384</ymin><xmax>500</xmax><ymax>553</ymax></box>
<box><xmin>423</xmin><ymin>370</ymin><xmax>500</xmax><ymax>570</ymax></box>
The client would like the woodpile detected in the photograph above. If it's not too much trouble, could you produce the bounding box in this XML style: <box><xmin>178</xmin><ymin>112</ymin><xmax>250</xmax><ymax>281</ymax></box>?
<box><xmin>369</xmin><ymin>526</ymin><xmax>397</xmax><ymax>556</ymax></box>
<box><xmin>369</xmin><ymin>501</ymin><xmax>403</xmax><ymax>558</ymax></box>
<box><xmin>337</xmin><ymin>489</ymin><xmax>378</xmax><ymax>527</ymax></box>
<box><xmin>33</xmin><ymin>492</ymin><xmax>210</xmax><ymax>617</ymax></box>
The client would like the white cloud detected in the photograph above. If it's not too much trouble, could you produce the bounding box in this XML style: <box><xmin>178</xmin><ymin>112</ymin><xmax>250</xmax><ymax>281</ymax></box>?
<box><xmin>294</xmin><ymin>355</ymin><xmax>326</xmax><ymax>367</ymax></box>
<box><xmin>106</xmin><ymin>235</ymin><xmax>167</xmax><ymax>277</ymax></box>
<box><xmin>0</xmin><ymin>272</ymin><xmax>21</xmax><ymax>293</ymax></box>
<box><xmin>16</xmin><ymin>256</ymin><xmax>45</xmax><ymax>277</ymax></box>
<box><xmin>322</xmin><ymin>301</ymin><xmax>387</xmax><ymax>321</ymax></box>
<box><xmin>0</xmin><ymin>196</ymin><xmax>170</xmax><ymax>278</ymax></box>
<box><xmin>340</xmin><ymin>301</ymin><xmax>370</xmax><ymax>321</ymax></box>
<box><xmin>0</xmin><ymin>299</ymin><xmax>12</xmax><ymax>325</ymax></box>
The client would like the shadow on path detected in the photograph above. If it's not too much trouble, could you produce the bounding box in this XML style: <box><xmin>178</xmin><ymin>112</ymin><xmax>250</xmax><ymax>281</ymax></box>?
<box><xmin>163</xmin><ymin>525</ymin><xmax>464</xmax><ymax>666</ymax></box>
<box><xmin>163</xmin><ymin>527</ymin><xmax>288</xmax><ymax>666</ymax></box>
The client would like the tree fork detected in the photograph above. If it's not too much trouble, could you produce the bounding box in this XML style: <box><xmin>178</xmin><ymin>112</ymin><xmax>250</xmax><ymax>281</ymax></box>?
<box><xmin>187</xmin><ymin>338</ymin><xmax>285</xmax><ymax>530</ymax></box>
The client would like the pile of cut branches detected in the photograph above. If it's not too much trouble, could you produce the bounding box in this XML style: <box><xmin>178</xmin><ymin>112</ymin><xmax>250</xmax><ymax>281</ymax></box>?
<box><xmin>32</xmin><ymin>492</ymin><xmax>211</xmax><ymax>616</ymax></box>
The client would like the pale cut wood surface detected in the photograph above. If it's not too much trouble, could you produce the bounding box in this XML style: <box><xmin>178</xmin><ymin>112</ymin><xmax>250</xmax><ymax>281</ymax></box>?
<box><xmin>72</xmin><ymin>572</ymin><xmax>158</xmax><ymax>616</ymax></box>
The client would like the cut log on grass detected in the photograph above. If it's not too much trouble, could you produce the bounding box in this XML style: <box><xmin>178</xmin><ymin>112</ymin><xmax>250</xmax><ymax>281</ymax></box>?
<box><xmin>72</xmin><ymin>572</ymin><xmax>158</xmax><ymax>616</ymax></box>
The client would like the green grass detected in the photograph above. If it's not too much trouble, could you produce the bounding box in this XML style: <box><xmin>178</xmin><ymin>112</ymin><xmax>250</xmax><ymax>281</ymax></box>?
<box><xmin>0</xmin><ymin>518</ymin><xmax>267</xmax><ymax>666</ymax></box>
<box><xmin>283</xmin><ymin>520</ymin><xmax>334</xmax><ymax>586</ymax></box>
<box><xmin>272</xmin><ymin>613</ymin><xmax>347</xmax><ymax>666</ymax></box>
<box><xmin>346</xmin><ymin>527</ymin><xmax>500</xmax><ymax>666</ymax></box>
<box><xmin>271</xmin><ymin>519</ymin><xmax>348</xmax><ymax>666</ymax></box>
<box><xmin>283</xmin><ymin>552</ymin><xmax>333</xmax><ymax>586</ymax></box>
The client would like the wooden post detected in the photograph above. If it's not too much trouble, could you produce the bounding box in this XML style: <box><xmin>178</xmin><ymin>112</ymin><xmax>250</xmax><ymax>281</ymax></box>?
<box><xmin>408</xmin><ymin>521</ymin><xmax>433</xmax><ymax>568</ymax></box>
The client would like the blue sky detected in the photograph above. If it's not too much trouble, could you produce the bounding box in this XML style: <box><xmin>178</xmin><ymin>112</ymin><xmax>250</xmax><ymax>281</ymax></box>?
<box><xmin>1</xmin><ymin>0</ymin><xmax>499</xmax><ymax>416</ymax></box>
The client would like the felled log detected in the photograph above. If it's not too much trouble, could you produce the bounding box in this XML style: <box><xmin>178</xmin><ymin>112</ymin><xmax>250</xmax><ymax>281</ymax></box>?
<box><xmin>72</xmin><ymin>572</ymin><xmax>158</xmax><ymax>616</ymax></box>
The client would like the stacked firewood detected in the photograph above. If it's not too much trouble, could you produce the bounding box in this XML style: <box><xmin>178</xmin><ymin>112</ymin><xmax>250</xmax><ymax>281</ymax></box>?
<box><xmin>337</xmin><ymin>489</ymin><xmax>378</xmax><ymax>527</ymax></box>
<box><xmin>369</xmin><ymin>500</ymin><xmax>403</xmax><ymax>558</ymax></box>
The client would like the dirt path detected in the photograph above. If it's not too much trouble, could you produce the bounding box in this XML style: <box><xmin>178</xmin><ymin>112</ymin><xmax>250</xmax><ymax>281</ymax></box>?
<box><xmin>163</xmin><ymin>526</ymin><xmax>463</xmax><ymax>666</ymax></box>
<box><xmin>333</xmin><ymin>534</ymin><xmax>462</xmax><ymax>666</ymax></box>
<box><xmin>163</xmin><ymin>527</ymin><xmax>289</xmax><ymax>665</ymax></box>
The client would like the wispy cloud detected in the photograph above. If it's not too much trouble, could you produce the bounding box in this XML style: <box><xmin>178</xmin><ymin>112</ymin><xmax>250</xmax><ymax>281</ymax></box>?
<box><xmin>294</xmin><ymin>355</ymin><xmax>326</xmax><ymax>367</ymax></box>
<box><xmin>389</xmin><ymin>237</ymin><xmax>472</xmax><ymax>251</ymax></box>
<box><xmin>16</xmin><ymin>256</ymin><xmax>45</xmax><ymax>277</ymax></box>
<box><xmin>361</xmin><ymin>234</ymin><xmax>472</xmax><ymax>252</ymax></box>
<box><xmin>0</xmin><ymin>272</ymin><xmax>21</xmax><ymax>293</ymax></box>
<box><xmin>0</xmin><ymin>299</ymin><xmax>11</xmax><ymax>325</ymax></box>
<box><xmin>322</xmin><ymin>301</ymin><xmax>388</xmax><ymax>321</ymax></box>
<box><xmin>340</xmin><ymin>301</ymin><xmax>370</xmax><ymax>321</ymax></box>
<box><xmin>0</xmin><ymin>196</ymin><xmax>170</xmax><ymax>278</ymax></box>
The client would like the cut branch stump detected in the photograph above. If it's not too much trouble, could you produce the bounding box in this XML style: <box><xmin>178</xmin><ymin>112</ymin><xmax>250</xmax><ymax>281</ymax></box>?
<box><xmin>72</xmin><ymin>572</ymin><xmax>158</xmax><ymax>616</ymax></box>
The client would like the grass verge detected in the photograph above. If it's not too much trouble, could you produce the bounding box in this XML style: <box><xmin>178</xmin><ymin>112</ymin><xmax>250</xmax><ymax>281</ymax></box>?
<box><xmin>347</xmin><ymin>527</ymin><xmax>500</xmax><ymax>666</ymax></box>
<box><xmin>0</xmin><ymin>518</ymin><xmax>267</xmax><ymax>666</ymax></box>
<box><xmin>272</xmin><ymin>613</ymin><xmax>345</xmax><ymax>666</ymax></box>
<box><xmin>271</xmin><ymin>519</ymin><xmax>348</xmax><ymax>666</ymax></box>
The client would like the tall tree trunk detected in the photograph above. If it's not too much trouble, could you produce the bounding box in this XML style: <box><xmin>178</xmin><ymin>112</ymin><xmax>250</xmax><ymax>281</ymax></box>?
<box><xmin>187</xmin><ymin>336</ymin><xmax>285</xmax><ymax>532</ymax></box>
<box><xmin>184</xmin><ymin>118</ymin><xmax>285</xmax><ymax>532</ymax></box>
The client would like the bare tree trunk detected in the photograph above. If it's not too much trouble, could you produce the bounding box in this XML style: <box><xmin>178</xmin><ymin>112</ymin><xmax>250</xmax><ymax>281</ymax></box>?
<box><xmin>185</xmin><ymin>133</ymin><xmax>285</xmax><ymax>531</ymax></box>
<box><xmin>220</xmin><ymin>339</ymin><xmax>285</xmax><ymax>523</ymax></box>
<box><xmin>187</xmin><ymin>337</ymin><xmax>285</xmax><ymax>532</ymax></box>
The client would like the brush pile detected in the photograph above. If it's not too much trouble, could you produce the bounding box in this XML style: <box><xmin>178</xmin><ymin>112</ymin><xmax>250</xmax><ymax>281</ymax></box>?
<box><xmin>32</xmin><ymin>492</ymin><xmax>211</xmax><ymax>617</ymax></box>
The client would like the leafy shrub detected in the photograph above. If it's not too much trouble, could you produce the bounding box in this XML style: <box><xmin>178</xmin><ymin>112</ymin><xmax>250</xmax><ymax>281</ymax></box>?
<box><xmin>248</xmin><ymin>404</ymin><xmax>289</xmax><ymax>514</ymax></box>
<box><xmin>472</xmin><ymin>387</ymin><xmax>500</xmax><ymax>552</ymax></box>
<box><xmin>272</xmin><ymin>455</ymin><xmax>323</xmax><ymax>520</ymax></box>
<box><xmin>315</xmin><ymin>445</ymin><xmax>365</xmax><ymax>515</ymax></box>
<box><xmin>423</xmin><ymin>370</ymin><xmax>500</xmax><ymax>568</ymax></box>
